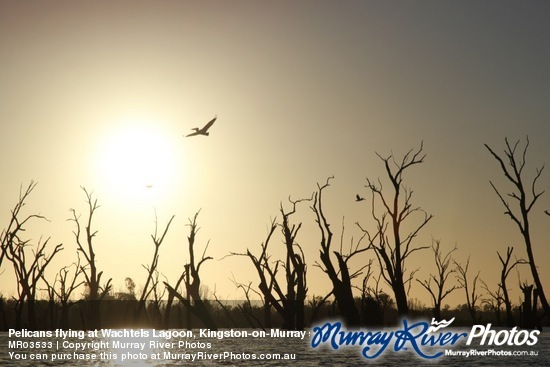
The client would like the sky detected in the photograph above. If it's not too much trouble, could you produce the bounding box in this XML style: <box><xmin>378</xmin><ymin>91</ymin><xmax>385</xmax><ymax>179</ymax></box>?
<box><xmin>1</xmin><ymin>0</ymin><xmax>549</xmax><ymax>308</ymax></box>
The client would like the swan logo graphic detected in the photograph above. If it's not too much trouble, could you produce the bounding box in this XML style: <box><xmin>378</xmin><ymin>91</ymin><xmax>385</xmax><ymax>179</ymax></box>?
<box><xmin>427</xmin><ymin>317</ymin><xmax>455</xmax><ymax>333</ymax></box>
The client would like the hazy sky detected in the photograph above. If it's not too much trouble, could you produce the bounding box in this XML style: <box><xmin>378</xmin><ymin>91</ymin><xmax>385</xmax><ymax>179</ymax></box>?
<box><xmin>1</xmin><ymin>0</ymin><xmax>549</xmax><ymax>308</ymax></box>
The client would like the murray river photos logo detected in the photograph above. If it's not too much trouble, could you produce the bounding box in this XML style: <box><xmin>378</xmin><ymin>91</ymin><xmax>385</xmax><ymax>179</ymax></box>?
<box><xmin>310</xmin><ymin>318</ymin><xmax>540</xmax><ymax>360</ymax></box>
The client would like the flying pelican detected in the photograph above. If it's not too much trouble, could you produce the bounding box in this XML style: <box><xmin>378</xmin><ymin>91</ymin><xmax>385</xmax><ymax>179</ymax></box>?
<box><xmin>355</xmin><ymin>194</ymin><xmax>365</xmax><ymax>202</ymax></box>
<box><xmin>186</xmin><ymin>116</ymin><xmax>217</xmax><ymax>137</ymax></box>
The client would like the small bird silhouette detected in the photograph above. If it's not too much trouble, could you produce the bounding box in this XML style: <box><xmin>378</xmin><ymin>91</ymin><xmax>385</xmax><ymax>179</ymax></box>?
<box><xmin>186</xmin><ymin>116</ymin><xmax>217</xmax><ymax>137</ymax></box>
<box><xmin>355</xmin><ymin>194</ymin><xmax>365</xmax><ymax>202</ymax></box>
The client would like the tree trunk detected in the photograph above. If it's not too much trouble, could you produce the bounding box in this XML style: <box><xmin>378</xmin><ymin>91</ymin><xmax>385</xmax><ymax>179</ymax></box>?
<box><xmin>60</xmin><ymin>304</ymin><xmax>70</xmax><ymax>329</ymax></box>
<box><xmin>523</xmin><ymin>230</ymin><xmax>550</xmax><ymax>319</ymax></box>
<box><xmin>393</xmin><ymin>280</ymin><xmax>409</xmax><ymax>316</ymax></box>
<box><xmin>333</xmin><ymin>284</ymin><xmax>360</xmax><ymax>326</ymax></box>
<box><xmin>26</xmin><ymin>296</ymin><xmax>37</xmax><ymax>330</ymax></box>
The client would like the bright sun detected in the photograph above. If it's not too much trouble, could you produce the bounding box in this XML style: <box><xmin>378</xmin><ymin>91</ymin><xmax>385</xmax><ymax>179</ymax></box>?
<box><xmin>96</xmin><ymin>121</ymin><xmax>178</xmax><ymax>203</ymax></box>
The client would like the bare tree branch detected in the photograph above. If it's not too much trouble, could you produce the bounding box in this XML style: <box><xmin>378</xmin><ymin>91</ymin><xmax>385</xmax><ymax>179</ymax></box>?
<box><xmin>69</xmin><ymin>188</ymin><xmax>111</xmax><ymax>329</ymax></box>
<box><xmin>134</xmin><ymin>214</ymin><xmax>175</xmax><ymax>324</ymax></box>
<box><xmin>455</xmin><ymin>257</ymin><xmax>482</xmax><ymax>324</ymax></box>
<box><xmin>485</xmin><ymin>137</ymin><xmax>550</xmax><ymax>318</ymax></box>
<box><xmin>358</xmin><ymin>143</ymin><xmax>432</xmax><ymax>316</ymax></box>
<box><xmin>312</xmin><ymin>176</ymin><xmax>364</xmax><ymax>326</ymax></box>
<box><xmin>417</xmin><ymin>240</ymin><xmax>458</xmax><ymax>319</ymax></box>
<box><xmin>164</xmin><ymin>210</ymin><xmax>217</xmax><ymax>330</ymax></box>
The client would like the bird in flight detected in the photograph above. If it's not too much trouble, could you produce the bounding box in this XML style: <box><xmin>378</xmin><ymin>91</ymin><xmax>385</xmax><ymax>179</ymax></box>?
<box><xmin>186</xmin><ymin>116</ymin><xmax>217</xmax><ymax>137</ymax></box>
<box><xmin>355</xmin><ymin>194</ymin><xmax>365</xmax><ymax>202</ymax></box>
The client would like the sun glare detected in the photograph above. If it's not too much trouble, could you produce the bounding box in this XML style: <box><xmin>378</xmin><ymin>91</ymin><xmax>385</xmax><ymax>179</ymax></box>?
<box><xmin>96</xmin><ymin>121</ymin><xmax>179</xmax><ymax>204</ymax></box>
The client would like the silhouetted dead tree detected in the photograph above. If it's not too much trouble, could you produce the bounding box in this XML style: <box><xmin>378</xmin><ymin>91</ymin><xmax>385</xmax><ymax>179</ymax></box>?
<box><xmin>278</xmin><ymin>197</ymin><xmax>309</xmax><ymax>330</ymax></box>
<box><xmin>497</xmin><ymin>247</ymin><xmax>527</xmax><ymax>327</ymax></box>
<box><xmin>359</xmin><ymin>262</ymin><xmax>395</xmax><ymax>324</ymax></box>
<box><xmin>358</xmin><ymin>143</ymin><xmax>433</xmax><ymax>316</ymax></box>
<box><xmin>256</xmin><ymin>200</ymin><xmax>307</xmax><ymax>330</ymax></box>
<box><xmin>54</xmin><ymin>259</ymin><xmax>84</xmax><ymax>329</ymax></box>
<box><xmin>162</xmin><ymin>272</ymin><xmax>184</xmax><ymax>329</ymax></box>
<box><xmin>8</xmin><ymin>238</ymin><xmax>63</xmax><ymax>330</ymax></box>
<box><xmin>481</xmin><ymin>280</ymin><xmax>504</xmax><ymax>325</ymax></box>
<box><xmin>308</xmin><ymin>292</ymin><xmax>333</xmax><ymax>325</ymax></box>
<box><xmin>41</xmin><ymin>274</ymin><xmax>58</xmax><ymax>330</ymax></box>
<box><xmin>232</xmin><ymin>280</ymin><xmax>266</xmax><ymax>329</ymax></box>
<box><xmin>357</xmin><ymin>259</ymin><xmax>387</xmax><ymax>325</ymax></box>
<box><xmin>69</xmin><ymin>188</ymin><xmax>112</xmax><ymax>330</ymax></box>
<box><xmin>2</xmin><ymin>182</ymin><xmax>63</xmax><ymax>329</ymax></box>
<box><xmin>482</xmin><ymin>247</ymin><xmax>528</xmax><ymax>327</ymax></box>
<box><xmin>455</xmin><ymin>257</ymin><xmax>482</xmax><ymax>324</ymax></box>
<box><xmin>481</xmin><ymin>280</ymin><xmax>504</xmax><ymax>326</ymax></box>
<box><xmin>0</xmin><ymin>182</ymin><xmax>38</xmax><ymax>328</ymax></box>
<box><xmin>234</xmin><ymin>220</ymin><xmax>280</xmax><ymax>328</ymax></box>
<box><xmin>134</xmin><ymin>214</ymin><xmax>174</xmax><ymax>324</ymax></box>
<box><xmin>358</xmin><ymin>259</ymin><xmax>375</xmax><ymax>322</ymax></box>
<box><xmin>485</xmin><ymin>137</ymin><xmax>550</xmax><ymax>320</ymax></box>
<box><xmin>312</xmin><ymin>177</ymin><xmax>369</xmax><ymax>326</ymax></box>
<box><xmin>416</xmin><ymin>240</ymin><xmax>458</xmax><ymax>320</ymax></box>
<box><xmin>359</xmin><ymin>260</ymin><xmax>388</xmax><ymax>308</ymax></box>
<box><xmin>149</xmin><ymin>270</ymin><xmax>166</xmax><ymax>328</ymax></box>
<box><xmin>519</xmin><ymin>283</ymin><xmax>540</xmax><ymax>329</ymax></box>
<box><xmin>229</xmin><ymin>196</ymin><xmax>309</xmax><ymax>330</ymax></box>
<box><xmin>164</xmin><ymin>211</ymin><xmax>217</xmax><ymax>330</ymax></box>
<box><xmin>42</xmin><ymin>263</ymin><xmax>84</xmax><ymax>330</ymax></box>
<box><xmin>212</xmin><ymin>288</ymin><xmax>239</xmax><ymax>328</ymax></box>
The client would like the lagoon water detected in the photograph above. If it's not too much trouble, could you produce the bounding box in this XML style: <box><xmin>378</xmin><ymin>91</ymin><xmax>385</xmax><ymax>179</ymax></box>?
<box><xmin>1</xmin><ymin>328</ymin><xmax>548</xmax><ymax>366</ymax></box>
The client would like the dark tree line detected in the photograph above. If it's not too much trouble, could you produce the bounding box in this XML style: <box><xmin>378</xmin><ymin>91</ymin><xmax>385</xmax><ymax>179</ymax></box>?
<box><xmin>1</xmin><ymin>137</ymin><xmax>548</xmax><ymax>331</ymax></box>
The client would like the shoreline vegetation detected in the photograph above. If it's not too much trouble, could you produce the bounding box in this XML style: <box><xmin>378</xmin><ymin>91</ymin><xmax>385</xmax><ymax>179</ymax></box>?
<box><xmin>0</xmin><ymin>296</ymin><xmax>543</xmax><ymax>331</ymax></box>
